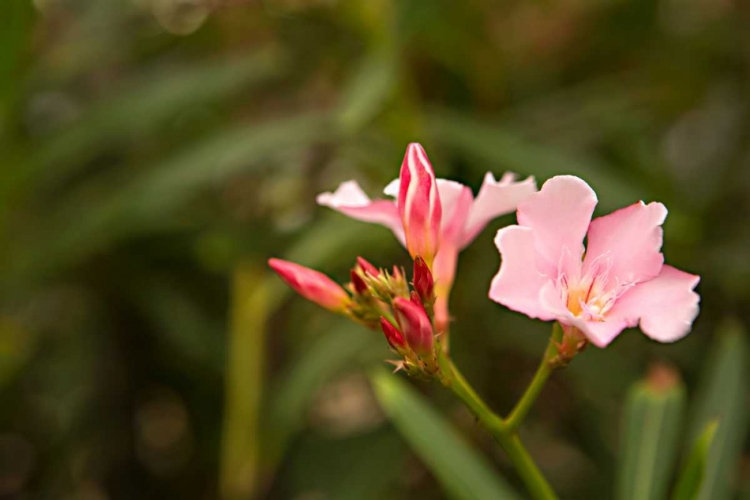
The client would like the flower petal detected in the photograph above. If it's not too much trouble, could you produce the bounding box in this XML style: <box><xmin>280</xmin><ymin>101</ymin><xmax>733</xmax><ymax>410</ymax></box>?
<box><xmin>383</xmin><ymin>178</ymin><xmax>399</xmax><ymax>198</ymax></box>
<box><xmin>429</xmin><ymin>180</ymin><xmax>473</xmax><ymax>318</ymax></box>
<box><xmin>317</xmin><ymin>180</ymin><xmax>405</xmax><ymax>244</ymax></box>
<box><xmin>585</xmin><ymin>201</ymin><xmax>667</xmax><ymax>286</ymax></box>
<box><xmin>462</xmin><ymin>172</ymin><xmax>537</xmax><ymax>248</ymax></box>
<box><xmin>436</xmin><ymin>179</ymin><xmax>474</xmax><ymax>245</ymax></box>
<box><xmin>489</xmin><ymin>226</ymin><xmax>556</xmax><ymax>320</ymax></box>
<box><xmin>568</xmin><ymin>317</ymin><xmax>630</xmax><ymax>348</ymax></box>
<box><xmin>610</xmin><ymin>265</ymin><xmax>700</xmax><ymax>343</ymax></box>
<box><xmin>517</xmin><ymin>175</ymin><xmax>597</xmax><ymax>270</ymax></box>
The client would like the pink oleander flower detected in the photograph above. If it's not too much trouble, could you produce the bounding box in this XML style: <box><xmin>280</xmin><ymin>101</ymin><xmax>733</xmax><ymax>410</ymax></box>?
<box><xmin>269</xmin><ymin>258</ymin><xmax>350</xmax><ymax>313</ymax></box>
<box><xmin>489</xmin><ymin>175</ymin><xmax>700</xmax><ymax>347</ymax></box>
<box><xmin>317</xmin><ymin>142</ymin><xmax>536</xmax><ymax>329</ymax></box>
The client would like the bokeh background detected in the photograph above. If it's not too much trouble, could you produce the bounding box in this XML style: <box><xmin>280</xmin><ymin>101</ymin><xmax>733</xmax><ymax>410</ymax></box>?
<box><xmin>1</xmin><ymin>0</ymin><xmax>750</xmax><ymax>498</ymax></box>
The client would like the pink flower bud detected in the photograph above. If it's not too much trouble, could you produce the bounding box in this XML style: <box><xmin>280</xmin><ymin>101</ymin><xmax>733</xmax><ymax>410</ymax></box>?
<box><xmin>398</xmin><ymin>143</ymin><xmax>442</xmax><ymax>266</ymax></box>
<box><xmin>393</xmin><ymin>296</ymin><xmax>434</xmax><ymax>356</ymax></box>
<box><xmin>269</xmin><ymin>258</ymin><xmax>350</xmax><ymax>312</ymax></box>
<box><xmin>356</xmin><ymin>256</ymin><xmax>380</xmax><ymax>277</ymax></box>
<box><xmin>413</xmin><ymin>256</ymin><xmax>435</xmax><ymax>304</ymax></box>
<box><xmin>380</xmin><ymin>317</ymin><xmax>406</xmax><ymax>350</ymax></box>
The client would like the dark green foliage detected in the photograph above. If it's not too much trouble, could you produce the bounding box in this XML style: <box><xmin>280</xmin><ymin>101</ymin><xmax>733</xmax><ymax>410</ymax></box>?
<box><xmin>1</xmin><ymin>1</ymin><xmax>749</xmax><ymax>498</ymax></box>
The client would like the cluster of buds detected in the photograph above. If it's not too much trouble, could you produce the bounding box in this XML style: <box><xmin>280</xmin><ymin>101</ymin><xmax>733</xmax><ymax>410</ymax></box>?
<box><xmin>269</xmin><ymin>255</ymin><xmax>442</xmax><ymax>379</ymax></box>
<box><xmin>378</xmin><ymin>257</ymin><xmax>440</xmax><ymax>378</ymax></box>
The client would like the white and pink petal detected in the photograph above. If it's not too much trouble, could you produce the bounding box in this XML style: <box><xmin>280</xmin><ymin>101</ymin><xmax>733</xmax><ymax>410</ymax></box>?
<box><xmin>517</xmin><ymin>175</ymin><xmax>597</xmax><ymax>271</ymax></box>
<box><xmin>612</xmin><ymin>265</ymin><xmax>700</xmax><ymax>343</ymax></box>
<box><xmin>585</xmin><ymin>201</ymin><xmax>667</xmax><ymax>287</ymax></box>
<box><xmin>489</xmin><ymin>226</ymin><xmax>557</xmax><ymax>321</ymax></box>
<box><xmin>462</xmin><ymin>172</ymin><xmax>537</xmax><ymax>248</ymax></box>
<box><xmin>316</xmin><ymin>180</ymin><xmax>405</xmax><ymax>244</ymax></box>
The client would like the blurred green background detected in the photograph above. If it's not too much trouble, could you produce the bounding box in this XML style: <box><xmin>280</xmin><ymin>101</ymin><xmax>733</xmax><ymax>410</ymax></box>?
<box><xmin>1</xmin><ymin>0</ymin><xmax>749</xmax><ymax>498</ymax></box>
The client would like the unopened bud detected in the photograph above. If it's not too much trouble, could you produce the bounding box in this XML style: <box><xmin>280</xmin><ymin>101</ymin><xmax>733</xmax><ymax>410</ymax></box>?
<box><xmin>413</xmin><ymin>256</ymin><xmax>435</xmax><ymax>305</ymax></box>
<box><xmin>357</xmin><ymin>257</ymin><xmax>380</xmax><ymax>277</ymax></box>
<box><xmin>398</xmin><ymin>143</ymin><xmax>442</xmax><ymax>266</ymax></box>
<box><xmin>350</xmin><ymin>269</ymin><xmax>368</xmax><ymax>295</ymax></box>
<box><xmin>393</xmin><ymin>296</ymin><xmax>434</xmax><ymax>356</ymax></box>
<box><xmin>269</xmin><ymin>258</ymin><xmax>350</xmax><ymax>313</ymax></box>
<box><xmin>380</xmin><ymin>317</ymin><xmax>406</xmax><ymax>350</ymax></box>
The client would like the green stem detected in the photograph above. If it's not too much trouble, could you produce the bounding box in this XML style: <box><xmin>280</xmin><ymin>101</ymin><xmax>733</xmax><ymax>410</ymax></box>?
<box><xmin>504</xmin><ymin>322</ymin><xmax>563</xmax><ymax>434</ymax></box>
<box><xmin>438</xmin><ymin>352</ymin><xmax>558</xmax><ymax>500</ymax></box>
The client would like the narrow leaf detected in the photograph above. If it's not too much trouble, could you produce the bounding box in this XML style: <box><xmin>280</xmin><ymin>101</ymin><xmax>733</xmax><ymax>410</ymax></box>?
<box><xmin>371</xmin><ymin>370</ymin><xmax>520</xmax><ymax>500</ymax></box>
<box><xmin>337</xmin><ymin>48</ymin><xmax>397</xmax><ymax>132</ymax></box>
<box><xmin>672</xmin><ymin>420</ymin><xmax>719</xmax><ymax>500</ymax></box>
<box><xmin>427</xmin><ymin>108</ymin><xmax>640</xmax><ymax>210</ymax></box>
<box><xmin>616</xmin><ymin>364</ymin><xmax>686</xmax><ymax>500</ymax></box>
<box><xmin>687</xmin><ymin>319</ymin><xmax>749</xmax><ymax>500</ymax></box>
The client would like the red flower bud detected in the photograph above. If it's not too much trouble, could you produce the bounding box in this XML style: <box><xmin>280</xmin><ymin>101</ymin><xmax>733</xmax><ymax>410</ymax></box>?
<box><xmin>393</xmin><ymin>296</ymin><xmax>434</xmax><ymax>356</ymax></box>
<box><xmin>380</xmin><ymin>317</ymin><xmax>406</xmax><ymax>350</ymax></box>
<box><xmin>413</xmin><ymin>256</ymin><xmax>435</xmax><ymax>304</ymax></box>
<box><xmin>269</xmin><ymin>258</ymin><xmax>349</xmax><ymax>312</ymax></box>
<box><xmin>350</xmin><ymin>269</ymin><xmax>368</xmax><ymax>295</ymax></box>
<box><xmin>356</xmin><ymin>257</ymin><xmax>380</xmax><ymax>277</ymax></box>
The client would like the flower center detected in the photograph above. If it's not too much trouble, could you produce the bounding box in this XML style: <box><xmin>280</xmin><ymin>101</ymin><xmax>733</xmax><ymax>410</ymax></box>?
<box><xmin>559</xmin><ymin>254</ymin><xmax>621</xmax><ymax>322</ymax></box>
<box><xmin>565</xmin><ymin>283</ymin><xmax>610</xmax><ymax>320</ymax></box>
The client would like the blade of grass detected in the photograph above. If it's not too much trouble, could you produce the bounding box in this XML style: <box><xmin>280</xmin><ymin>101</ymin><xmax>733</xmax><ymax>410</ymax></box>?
<box><xmin>672</xmin><ymin>420</ymin><xmax>719</xmax><ymax>500</ymax></box>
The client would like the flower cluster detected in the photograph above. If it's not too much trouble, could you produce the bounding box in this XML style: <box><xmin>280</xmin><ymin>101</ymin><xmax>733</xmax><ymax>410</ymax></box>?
<box><xmin>317</xmin><ymin>143</ymin><xmax>536</xmax><ymax>332</ymax></box>
<box><xmin>269</xmin><ymin>142</ymin><xmax>701</xmax><ymax>376</ymax></box>
<box><xmin>270</xmin><ymin>254</ymin><xmax>441</xmax><ymax>376</ymax></box>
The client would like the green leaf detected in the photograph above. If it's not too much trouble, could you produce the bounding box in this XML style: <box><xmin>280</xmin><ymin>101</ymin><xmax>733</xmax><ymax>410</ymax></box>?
<box><xmin>27</xmin><ymin>49</ymin><xmax>288</xmax><ymax>189</ymax></box>
<box><xmin>672</xmin><ymin>420</ymin><xmax>719</xmax><ymax>500</ymax></box>
<box><xmin>616</xmin><ymin>365</ymin><xmax>686</xmax><ymax>500</ymax></box>
<box><xmin>0</xmin><ymin>0</ymin><xmax>34</xmax><ymax>127</ymax></box>
<box><xmin>2</xmin><ymin>113</ymin><xmax>333</xmax><ymax>285</ymax></box>
<box><xmin>337</xmin><ymin>48</ymin><xmax>398</xmax><ymax>133</ymax></box>
<box><xmin>686</xmin><ymin>319</ymin><xmax>749</xmax><ymax>500</ymax></box>
<box><xmin>371</xmin><ymin>370</ymin><xmax>520</xmax><ymax>500</ymax></box>
<box><xmin>427</xmin><ymin>108</ymin><xmax>640</xmax><ymax>210</ymax></box>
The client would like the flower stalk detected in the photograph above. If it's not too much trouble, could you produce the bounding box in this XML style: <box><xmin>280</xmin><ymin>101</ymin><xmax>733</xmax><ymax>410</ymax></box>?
<box><xmin>505</xmin><ymin>322</ymin><xmax>564</xmax><ymax>434</ymax></box>
<box><xmin>437</xmin><ymin>347</ymin><xmax>558</xmax><ymax>500</ymax></box>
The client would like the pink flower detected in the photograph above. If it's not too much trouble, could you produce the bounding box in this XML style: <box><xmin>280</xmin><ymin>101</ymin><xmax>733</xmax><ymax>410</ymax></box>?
<box><xmin>489</xmin><ymin>175</ymin><xmax>700</xmax><ymax>347</ymax></box>
<box><xmin>317</xmin><ymin>142</ymin><xmax>536</xmax><ymax>328</ymax></box>
<box><xmin>269</xmin><ymin>258</ymin><xmax>350</xmax><ymax>312</ymax></box>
